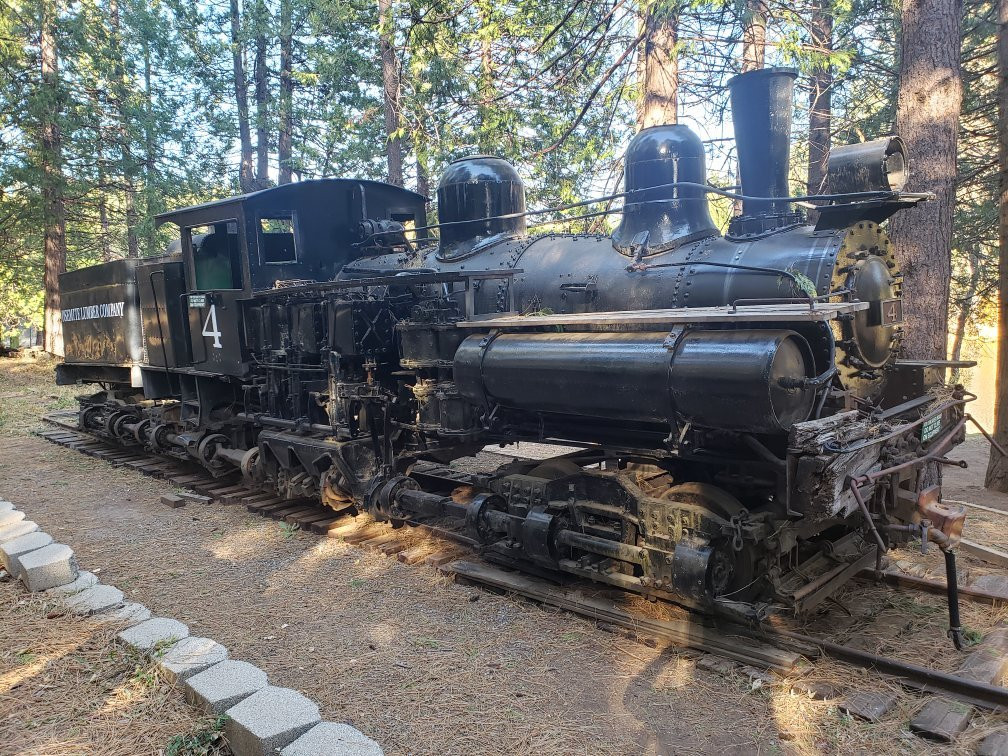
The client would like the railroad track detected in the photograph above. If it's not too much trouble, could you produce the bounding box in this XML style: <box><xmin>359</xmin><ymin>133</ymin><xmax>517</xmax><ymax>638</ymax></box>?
<box><xmin>34</xmin><ymin>411</ymin><xmax>1008</xmax><ymax>741</ymax></box>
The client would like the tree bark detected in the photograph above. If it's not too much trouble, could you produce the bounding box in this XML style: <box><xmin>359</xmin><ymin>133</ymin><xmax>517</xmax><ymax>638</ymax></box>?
<box><xmin>253</xmin><ymin>0</ymin><xmax>269</xmax><ymax>188</ymax></box>
<box><xmin>109</xmin><ymin>0</ymin><xmax>138</xmax><ymax>258</ymax></box>
<box><xmin>378</xmin><ymin>0</ymin><xmax>403</xmax><ymax>186</ymax></box>
<box><xmin>986</xmin><ymin>0</ymin><xmax>1008</xmax><ymax>490</ymax></box>
<box><xmin>807</xmin><ymin>0</ymin><xmax>833</xmax><ymax>205</ymax></box>
<box><xmin>638</xmin><ymin>0</ymin><xmax>679</xmax><ymax>128</ymax></box>
<box><xmin>40</xmin><ymin>0</ymin><xmax>66</xmax><ymax>355</ymax></box>
<box><xmin>888</xmin><ymin>0</ymin><xmax>963</xmax><ymax>359</ymax></box>
<box><xmin>741</xmin><ymin>0</ymin><xmax>767</xmax><ymax>72</ymax></box>
<box><xmin>277</xmin><ymin>0</ymin><xmax>293</xmax><ymax>185</ymax></box>
<box><xmin>230</xmin><ymin>0</ymin><xmax>254</xmax><ymax>192</ymax></box>
<box><xmin>142</xmin><ymin>35</ymin><xmax>156</xmax><ymax>255</ymax></box>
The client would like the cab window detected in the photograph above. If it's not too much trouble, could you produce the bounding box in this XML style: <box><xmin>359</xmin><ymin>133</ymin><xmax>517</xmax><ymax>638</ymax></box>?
<box><xmin>188</xmin><ymin>220</ymin><xmax>243</xmax><ymax>290</ymax></box>
<box><xmin>259</xmin><ymin>215</ymin><xmax>298</xmax><ymax>264</ymax></box>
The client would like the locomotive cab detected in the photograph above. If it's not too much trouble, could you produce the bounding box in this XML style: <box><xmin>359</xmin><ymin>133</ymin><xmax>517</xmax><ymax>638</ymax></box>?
<box><xmin>145</xmin><ymin>179</ymin><xmax>427</xmax><ymax>383</ymax></box>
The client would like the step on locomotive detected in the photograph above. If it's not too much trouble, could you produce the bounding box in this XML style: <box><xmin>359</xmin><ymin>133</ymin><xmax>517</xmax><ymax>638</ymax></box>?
<box><xmin>55</xmin><ymin>68</ymin><xmax>977</xmax><ymax>636</ymax></box>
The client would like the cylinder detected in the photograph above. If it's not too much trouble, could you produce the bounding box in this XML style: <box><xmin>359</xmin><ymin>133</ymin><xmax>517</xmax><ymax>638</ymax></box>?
<box><xmin>612</xmin><ymin>125</ymin><xmax>719</xmax><ymax>253</ymax></box>
<box><xmin>728</xmin><ymin>67</ymin><xmax>797</xmax><ymax>217</ymax></box>
<box><xmin>453</xmin><ymin>330</ymin><xmax>816</xmax><ymax>433</ymax></box>
<box><xmin>827</xmin><ymin>136</ymin><xmax>908</xmax><ymax>194</ymax></box>
<box><xmin>436</xmin><ymin>156</ymin><xmax>526</xmax><ymax>255</ymax></box>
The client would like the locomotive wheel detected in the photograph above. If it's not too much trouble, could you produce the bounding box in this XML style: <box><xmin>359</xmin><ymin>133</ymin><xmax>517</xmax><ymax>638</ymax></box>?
<box><xmin>660</xmin><ymin>483</ymin><xmax>762</xmax><ymax>600</ymax></box>
<box><xmin>660</xmin><ymin>482</ymin><xmax>746</xmax><ymax>520</ymax></box>
<box><xmin>528</xmin><ymin>459</ymin><xmax>583</xmax><ymax>480</ymax></box>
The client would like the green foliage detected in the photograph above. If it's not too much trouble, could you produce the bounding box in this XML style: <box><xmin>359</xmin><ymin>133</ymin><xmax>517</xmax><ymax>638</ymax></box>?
<box><xmin>0</xmin><ymin>0</ymin><xmax>996</xmax><ymax>352</ymax></box>
<box><xmin>165</xmin><ymin>715</ymin><xmax>229</xmax><ymax>756</ymax></box>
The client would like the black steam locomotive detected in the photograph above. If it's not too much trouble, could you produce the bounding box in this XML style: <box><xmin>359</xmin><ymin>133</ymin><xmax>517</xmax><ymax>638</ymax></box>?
<box><xmin>55</xmin><ymin>68</ymin><xmax>972</xmax><ymax>627</ymax></box>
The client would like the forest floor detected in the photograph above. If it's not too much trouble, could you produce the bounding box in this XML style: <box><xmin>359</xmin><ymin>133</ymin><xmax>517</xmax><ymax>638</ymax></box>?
<box><xmin>0</xmin><ymin>351</ymin><xmax>1006</xmax><ymax>755</ymax></box>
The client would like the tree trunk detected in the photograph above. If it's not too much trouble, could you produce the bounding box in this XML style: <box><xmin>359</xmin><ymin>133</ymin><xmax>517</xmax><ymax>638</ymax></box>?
<box><xmin>475</xmin><ymin>0</ymin><xmax>496</xmax><ymax>153</ymax></box>
<box><xmin>807</xmin><ymin>0</ymin><xmax>833</xmax><ymax>209</ymax></box>
<box><xmin>40</xmin><ymin>0</ymin><xmax>66</xmax><ymax>355</ymax></box>
<box><xmin>741</xmin><ymin>0</ymin><xmax>767</xmax><ymax>72</ymax></box>
<box><xmin>888</xmin><ymin>0</ymin><xmax>963</xmax><ymax>359</ymax></box>
<box><xmin>277</xmin><ymin>0</ymin><xmax>293</xmax><ymax>185</ymax></box>
<box><xmin>638</xmin><ymin>0</ymin><xmax>679</xmax><ymax>128</ymax></box>
<box><xmin>142</xmin><ymin>36</ymin><xmax>156</xmax><ymax>255</ymax></box>
<box><xmin>97</xmin><ymin>123</ymin><xmax>111</xmax><ymax>262</ymax></box>
<box><xmin>109</xmin><ymin>0</ymin><xmax>138</xmax><ymax>258</ymax></box>
<box><xmin>253</xmin><ymin>0</ymin><xmax>269</xmax><ymax>189</ymax></box>
<box><xmin>378</xmin><ymin>0</ymin><xmax>403</xmax><ymax>186</ymax></box>
<box><xmin>986</xmin><ymin>0</ymin><xmax>1008</xmax><ymax>490</ymax></box>
<box><xmin>230</xmin><ymin>0</ymin><xmax>254</xmax><ymax>192</ymax></box>
<box><xmin>949</xmin><ymin>250</ymin><xmax>980</xmax><ymax>363</ymax></box>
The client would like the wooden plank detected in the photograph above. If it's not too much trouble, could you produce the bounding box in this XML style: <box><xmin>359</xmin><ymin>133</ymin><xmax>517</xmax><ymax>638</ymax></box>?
<box><xmin>218</xmin><ymin>489</ymin><xmax>256</xmax><ymax>505</ymax></box>
<box><xmin>161</xmin><ymin>494</ymin><xmax>186</xmax><ymax>509</ymax></box>
<box><xmin>327</xmin><ymin>520</ymin><xmax>371</xmax><ymax>539</ymax></box>
<box><xmin>422</xmin><ymin>549</ymin><xmax>463</xmax><ymax>567</ymax></box>
<box><xmin>280</xmin><ymin>507</ymin><xmax>323</xmax><ymax>523</ymax></box>
<box><xmin>357</xmin><ymin>535</ymin><xmax>399</xmax><ymax>551</ymax></box>
<box><xmin>245</xmin><ymin>497</ymin><xmax>285</xmax><ymax>512</ymax></box>
<box><xmin>397</xmin><ymin>546</ymin><xmax>429</xmax><ymax>565</ymax></box>
<box><xmin>266</xmin><ymin>504</ymin><xmax>315</xmax><ymax>521</ymax></box>
<box><xmin>454</xmin><ymin>301</ymin><xmax>868</xmax><ymax>329</ymax></box>
<box><xmin>309</xmin><ymin>517</ymin><xmax>342</xmax><ymax>535</ymax></box>
<box><xmin>856</xmin><ymin>569</ymin><xmax>1008</xmax><ymax>605</ymax></box>
<box><xmin>943</xmin><ymin>499</ymin><xmax>1008</xmax><ymax>517</ymax></box>
<box><xmin>343</xmin><ymin>525</ymin><xmax>387</xmax><ymax>545</ymax></box>
<box><xmin>379</xmin><ymin>540</ymin><xmax>407</xmax><ymax>557</ymax></box>
<box><xmin>959</xmin><ymin>538</ymin><xmax>1008</xmax><ymax>569</ymax></box>
<box><xmin>255</xmin><ymin>503</ymin><xmax>301</xmax><ymax>519</ymax></box>
<box><xmin>287</xmin><ymin>510</ymin><xmax>336</xmax><ymax>526</ymax></box>
<box><xmin>170</xmin><ymin>474</ymin><xmax>210</xmax><ymax>485</ymax></box>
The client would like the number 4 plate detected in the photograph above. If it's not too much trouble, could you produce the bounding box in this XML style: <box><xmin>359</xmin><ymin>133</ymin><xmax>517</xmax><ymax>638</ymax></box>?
<box><xmin>869</xmin><ymin>297</ymin><xmax>903</xmax><ymax>326</ymax></box>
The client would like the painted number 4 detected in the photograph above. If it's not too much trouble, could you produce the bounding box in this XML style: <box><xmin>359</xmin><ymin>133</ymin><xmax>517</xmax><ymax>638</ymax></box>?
<box><xmin>201</xmin><ymin>304</ymin><xmax>223</xmax><ymax>349</ymax></box>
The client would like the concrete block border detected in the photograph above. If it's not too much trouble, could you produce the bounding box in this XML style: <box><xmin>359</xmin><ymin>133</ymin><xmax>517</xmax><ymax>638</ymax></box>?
<box><xmin>0</xmin><ymin>497</ymin><xmax>383</xmax><ymax>756</ymax></box>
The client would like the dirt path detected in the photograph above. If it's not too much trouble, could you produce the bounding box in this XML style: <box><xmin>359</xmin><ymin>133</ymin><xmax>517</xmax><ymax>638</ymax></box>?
<box><xmin>2</xmin><ymin>354</ymin><xmax>1006</xmax><ymax>755</ymax></box>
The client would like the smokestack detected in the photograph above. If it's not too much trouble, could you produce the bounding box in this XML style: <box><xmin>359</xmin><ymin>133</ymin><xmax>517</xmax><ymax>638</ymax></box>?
<box><xmin>728</xmin><ymin>67</ymin><xmax>798</xmax><ymax>221</ymax></box>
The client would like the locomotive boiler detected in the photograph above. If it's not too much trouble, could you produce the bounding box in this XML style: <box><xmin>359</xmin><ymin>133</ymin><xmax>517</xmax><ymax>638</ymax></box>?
<box><xmin>55</xmin><ymin>67</ymin><xmax>974</xmax><ymax>635</ymax></box>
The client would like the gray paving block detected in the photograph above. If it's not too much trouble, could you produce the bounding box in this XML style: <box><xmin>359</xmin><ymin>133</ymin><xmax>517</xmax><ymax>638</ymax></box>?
<box><xmin>184</xmin><ymin>660</ymin><xmax>268</xmax><ymax>715</ymax></box>
<box><xmin>0</xmin><ymin>509</ymin><xmax>25</xmax><ymax>529</ymax></box>
<box><xmin>103</xmin><ymin>601</ymin><xmax>152</xmax><ymax>625</ymax></box>
<box><xmin>45</xmin><ymin>570</ymin><xmax>98</xmax><ymax>596</ymax></box>
<box><xmin>0</xmin><ymin>519</ymin><xmax>38</xmax><ymax>544</ymax></box>
<box><xmin>0</xmin><ymin>501</ymin><xmax>13</xmax><ymax>513</ymax></box>
<box><xmin>117</xmin><ymin>617</ymin><xmax>189</xmax><ymax>652</ymax></box>
<box><xmin>960</xmin><ymin>627</ymin><xmax>1008</xmax><ymax>686</ymax></box>
<box><xmin>19</xmin><ymin>543</ymin><xmax>78</xmax><ymax>592</ymax></box>
<box><xmin>225</xmin><ymin>686</ymin><xmax>321</xmax><ymax>756</ymax></box>
<box><xmin>909</xmin><ymin>698</ymin><xmax>972</xmax><ymax>742</ymax></box>
<box><xmin>977</xmin><ymin>728</ymin><xmax>1008</xmax><ymax>756</ymax></box>
<box><xmin>0</xmin><ymin>531</ymin><xmax>53</xmax><ymax>577</ymax></box>
<box><xmin>64</xmin><ymin>584</ymin><xmax>125</xmax><ymax>615</ymax></box>
<box><xmin>157</xmin><ymin>636</ymin><xmax>228</xmax><ymax>682</ymax></box>
<box><xmin>281</xmin><ymin>723</ymin><xmax>384</xmax><ymax>756</ymax></box>
<box><xmin>840</xmin><ymin>690</ymin><xmax>898</xmax><ymax>722</ymax></box>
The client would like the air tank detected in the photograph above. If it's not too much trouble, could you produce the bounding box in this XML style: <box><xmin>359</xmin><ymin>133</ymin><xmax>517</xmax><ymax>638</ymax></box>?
<box><xmin>453</xmin><ymin>329</ymin><xmax>817</xmax><ymax>434</ymax></box>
